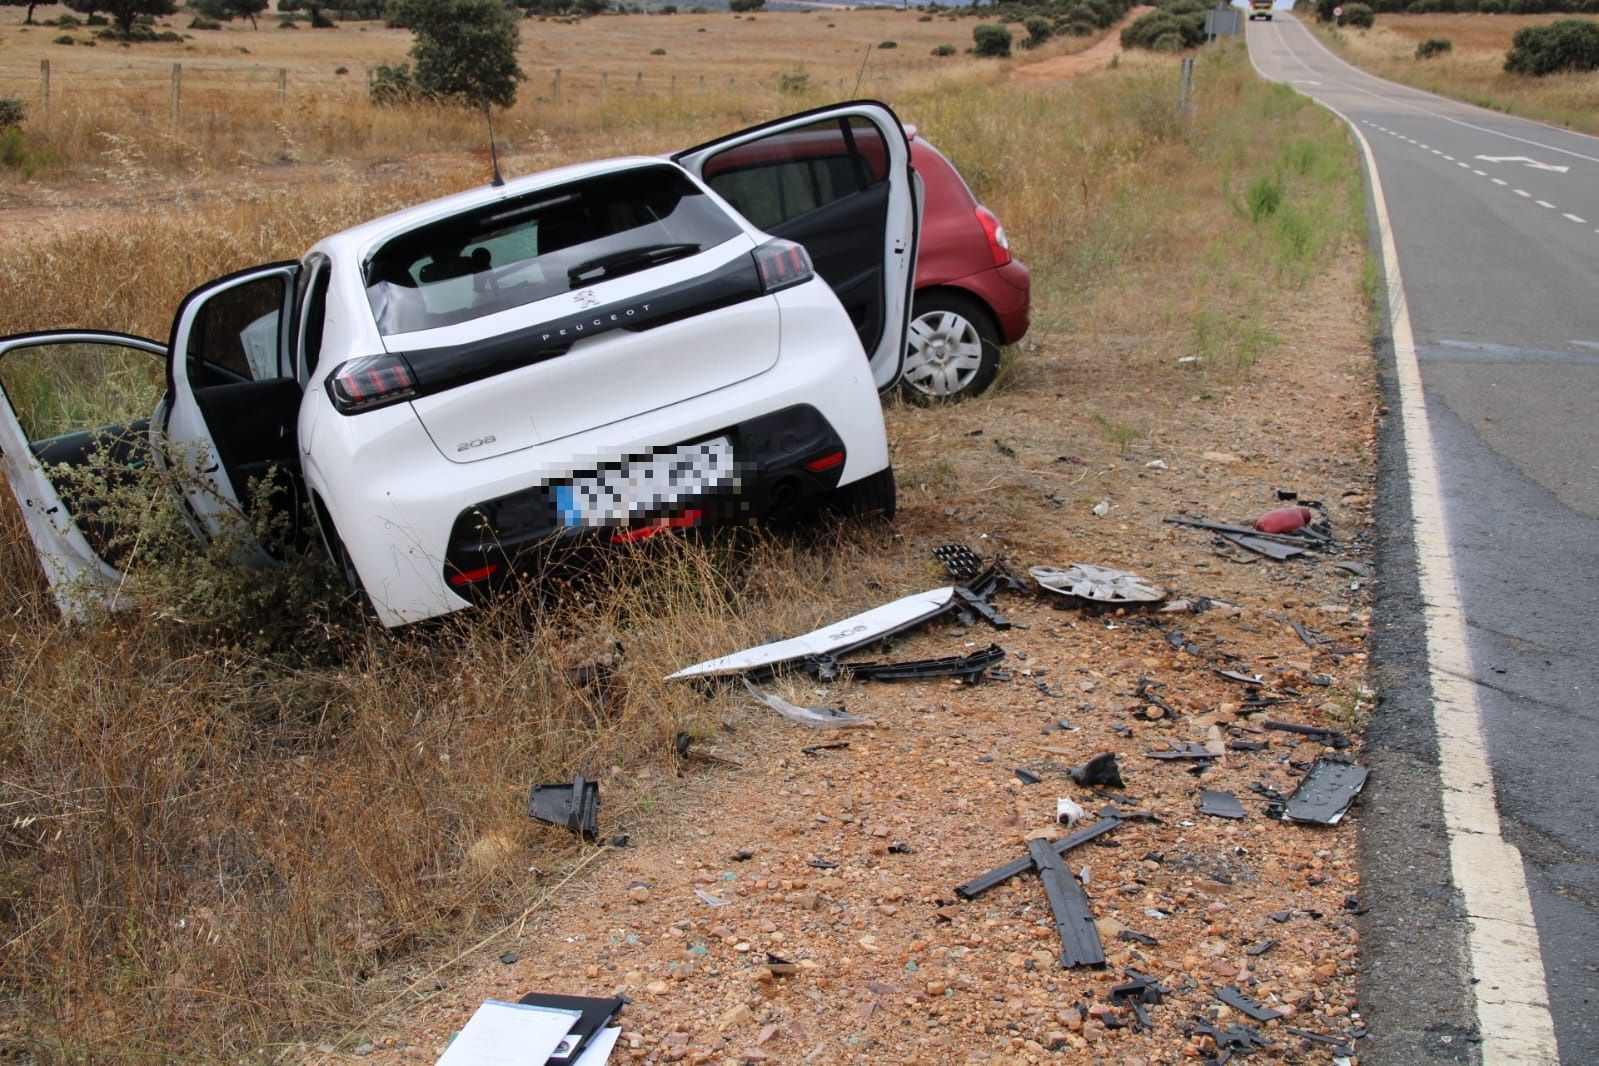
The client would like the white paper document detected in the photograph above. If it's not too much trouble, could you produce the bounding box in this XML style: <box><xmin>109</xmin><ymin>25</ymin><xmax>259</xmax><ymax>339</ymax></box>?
<box><xmin>570</xmin><ymin>1026</ymin><xmax>621</xmax><ymax>1066</ymax></box>
<box><xmin>435</xmin><ymin>1000</ymin><xmax>581</xmax><ymax>1066</ymax></box>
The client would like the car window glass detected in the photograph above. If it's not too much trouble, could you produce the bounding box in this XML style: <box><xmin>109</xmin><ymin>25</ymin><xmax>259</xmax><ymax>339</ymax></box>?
<box><xmin>186</xmin><ymin>275</ymin><xmax>289</xmax><ymax>384</ymax></box>
<box><xmin>0</xmin><ymin>340</ymin><xmax>164</xmax><ymax>445</ymax></box>
<box><xmin>298</xmin><ymin>259</ymin><xmax>332</xmax><ymax>379</ymax></box>
<box><xmin>702</xmin><ymin>116</ymin><xmax>890</xmax><ymax>232</ymax></box>
<box><xmin>363</xmin><ymin>164</ymin><xmax>742</xmax><ymax>337</ymax></box>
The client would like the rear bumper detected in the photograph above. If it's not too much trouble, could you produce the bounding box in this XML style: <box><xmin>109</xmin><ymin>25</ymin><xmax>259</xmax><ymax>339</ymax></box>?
<box><xmin>440</xmin><ymin>405</ymin><xmax>850</xmax><ymax>602</ymax></box>
<box><xmin>927</xmin><ymin>259</ymin><xmax>1031</xmax><ymax>345</ymax></box>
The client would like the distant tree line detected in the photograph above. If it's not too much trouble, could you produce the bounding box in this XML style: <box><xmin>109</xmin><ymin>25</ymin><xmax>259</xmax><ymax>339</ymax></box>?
<box><xmin>1317</xmin><ymin>0</ymin><xmax>1599</xmax><ymax>14</ymax></box>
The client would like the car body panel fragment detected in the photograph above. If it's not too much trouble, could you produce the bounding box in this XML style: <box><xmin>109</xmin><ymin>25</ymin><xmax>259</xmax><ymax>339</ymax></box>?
<box><xmin>1282</xmin><ymin>758</ymin><xmax>1369</xmax><ymax>825</ymax></box>
<box><xmin>955</xmin><ymin>816</ymin><xmax>1121</xmax><ymax>900</ymax></box>
<box><xmin>1027</xmin><ymin>837</ymin><xmax>1107</xmax><ymax>969</ymax></box>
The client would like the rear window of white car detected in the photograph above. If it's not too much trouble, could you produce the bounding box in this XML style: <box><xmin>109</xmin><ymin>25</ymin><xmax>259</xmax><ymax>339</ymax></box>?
<box><xmin>363</xmin><ymin>164</ymin><xmax>743</xmax><ymax>336</ymax></box>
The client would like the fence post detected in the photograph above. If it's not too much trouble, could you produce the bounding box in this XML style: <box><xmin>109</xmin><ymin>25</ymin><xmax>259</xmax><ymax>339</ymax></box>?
<box><xmin>635</xmin><ymin>70</ymin><xmax>642</xmax><ymax>94</ymax></box>
<box><xmin>367</xmin><ymin>67</ymin><xmax>373</xmax><ymax>93</ymax></box>
<box><xmin>170</xmin><ymin>63</ymin><xmax>181</xmax><ymax>128</ymax></box>
<box><xmin>278</xmin><ymin>68</ymin><xmax>287</xmax><ymax>105</ymax></box>
<box><xmin>1178</xmin><ymin>56</ymin><xmax>1194</xmax><ymax>116</ymax></box>
<box><xmin>698</xmin><ymin>74</ymin><xmax>704</xmax><ymax>92</ymax></box>
<box><xmin>39</xmin><ymin>59</ymin><xmax>49</xmax><ymax>116</ymax></box>
<box><xmin>554</xmin><ymin>68</ymin><xmax>561</xmax><ymax>101</ymax></box>
<box><xmin>670</xmin><ymin>74</ymin><xmax>675</xmax><ymax>98</ymax></box>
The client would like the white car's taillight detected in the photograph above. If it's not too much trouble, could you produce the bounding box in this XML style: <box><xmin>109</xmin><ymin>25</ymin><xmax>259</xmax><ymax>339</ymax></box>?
<box><xmin>327</xmin><ymin>354</ymin><xmax>418</xmax><ymax>414</ymax></box>
<box><xmin>975</xmin><ymin>206</ymin><xmax>1012</xmax><ymax>268</ymax></box>
<box><xmin>752</xmin><ymin>239</ymin><xmax>814</xmax><ymax>294</ymax></box>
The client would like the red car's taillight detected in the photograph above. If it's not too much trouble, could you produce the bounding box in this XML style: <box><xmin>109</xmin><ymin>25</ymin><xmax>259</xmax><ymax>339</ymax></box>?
<box><xmin>752</xmin><ymin>238</ymin><xmax>814</xmax><ymax>294</ymax></box>
<box><xmin>975</xmin><ymin>206</ymin><xmax>1012</xmax><ymax>268</ymax></box>
<box><xmin>326</xmin><ymin>354</ymin><xmax>418</xmax><ymax>414</ymax></box>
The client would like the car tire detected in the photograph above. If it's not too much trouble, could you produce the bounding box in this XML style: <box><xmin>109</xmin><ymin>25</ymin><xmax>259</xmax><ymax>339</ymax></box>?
<box><xmin>830</xmin><ymin>466</ymin><xmax>896</xmax><ymax>521</ymax></box>
<box><xmin>901</xmin><ymin>291</ymin><xmax>1002</xmax><ymax>402</ymax></box>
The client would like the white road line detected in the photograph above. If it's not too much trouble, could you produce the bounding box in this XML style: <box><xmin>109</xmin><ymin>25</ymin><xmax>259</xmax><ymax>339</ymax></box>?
<box><xmin>1492</xmin><ymin>178</ymin><xmax>1508</xmax><ymax>186</ymax></box>
<box><xmin>1564</xmin><ymin>213</ymin><xmax>1587</xmax><ymax>223</ymax></box>
<box><xmin>1457</xmin><ymin>162</ymin><xmax>1471</xmax><ymax>168</ymax></box>
<box><xmin>1514</xmin><ymin>188</ymin><xmax>1531</xmax><ymax>197</ymax></box>
<box><xmin>1247</xmin><ymin>25</ymin><xmax>1560</xmax><ymax>1064</ymax></box>
<box><xmin>1536</xmin><ymin>200</ymin><xmax>1556</xmax><ymax>209</ymax></box>
<box><xmin>1473</xmin><ymin>170</ymin><xmax>1487</xmax><ymax>176</ymax></box>
<box><xmin>1443</xmin><ymin>154</ymin><xmax>1455</xmax><ymax>161</ymax></box>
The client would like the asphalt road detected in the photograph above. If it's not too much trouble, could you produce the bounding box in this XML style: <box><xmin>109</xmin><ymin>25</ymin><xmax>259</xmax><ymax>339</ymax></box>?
<box><xmin>1248</xmin><ymin>16</ymin><xmax>1599</xmax><ymax>1064</ymax></box>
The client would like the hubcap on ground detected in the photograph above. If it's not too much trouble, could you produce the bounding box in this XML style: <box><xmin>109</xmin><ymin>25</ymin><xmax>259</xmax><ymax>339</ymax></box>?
<box><xmin>904</xmin><ymin>310</ymin><xmax>985</xmax><ymax>397</ymax></box>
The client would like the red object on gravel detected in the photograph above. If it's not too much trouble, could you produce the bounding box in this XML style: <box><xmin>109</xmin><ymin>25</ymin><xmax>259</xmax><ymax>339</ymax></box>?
<box><xmin>1254</xmin><ymin>506</ymin><xmax>1314</xmax><ymax>534</ymax></box>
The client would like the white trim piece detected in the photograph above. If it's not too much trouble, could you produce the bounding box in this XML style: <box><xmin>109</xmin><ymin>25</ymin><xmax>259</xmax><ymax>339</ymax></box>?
<box><xmin>1248</xmin><ymin>26</ymin><xmax>1560</xmax><ymax>1063</ymax></box>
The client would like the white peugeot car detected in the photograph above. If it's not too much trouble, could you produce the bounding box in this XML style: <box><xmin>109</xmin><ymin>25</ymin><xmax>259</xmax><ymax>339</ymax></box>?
<box><xmin>0</xmin><ymin>102</ymin><xmax>920</xmax><ymax>627</ymax></box>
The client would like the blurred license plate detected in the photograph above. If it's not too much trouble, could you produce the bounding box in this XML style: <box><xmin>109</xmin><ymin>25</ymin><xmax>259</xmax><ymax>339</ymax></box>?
<box><xmin>555</xmin><ymin>438</ymin><xmax>735</xmax><ymax>528</ymax></box>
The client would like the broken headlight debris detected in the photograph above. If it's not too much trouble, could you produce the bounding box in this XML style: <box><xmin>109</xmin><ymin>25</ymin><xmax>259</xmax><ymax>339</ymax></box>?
<box><xmin>528</xmin><ymin>775</ymin><xmax>601</xmax><ymax>840</ymax></box>
<box><xmin>1283</xmin><ymin>757</ymin><xmax>1369</xmax><ymax>825</ymax></box>
<box><xmin>932</xmin><ymin>543</ymin><xmax>984</xmax><ymax>580</ymax></box>
<box><xmin>741</xmin><ymin>677</ymin><xmax>874</xmax><ymax>730</ymax></box>
<box><xmin>1030</xmin><ymin>563</ymin><xmax>1166</xmax><ymax>608</ymax></box>
<box><xmin>1028</xmin><ymin>837</ymin><xmax>1107</xmax><ymax>969</ymax></box>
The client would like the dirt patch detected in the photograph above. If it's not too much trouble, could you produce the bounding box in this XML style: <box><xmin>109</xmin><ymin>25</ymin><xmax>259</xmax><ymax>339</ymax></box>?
<box><xmin>343</xmin><ymin>242</ymin><xmax>1377</xmax><ymax>1064</ymax></box>
<box><xmin>1015</xmin><ymin>7</ymin><xmax>1152</xmax><ymax>79</ymax></box>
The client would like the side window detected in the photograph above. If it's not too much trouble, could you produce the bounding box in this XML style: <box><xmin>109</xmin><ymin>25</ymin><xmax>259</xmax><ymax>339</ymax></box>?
<box><xmin>702</xmin><ymin>117</ymin><xmax>890</xmax><ymax>232</ymax></box>
<box><xmin>296</xmin><ymin>258</ymin><xmax>332</xmax><ymax>380</ymax></box>
<box><xmin>186</xmin><ymin>275</ymin><xmax>290</xmax><ymax>386</ymax></box>
<box><xmin>0</xmin><ymin>340</ymin><xmax>164</xmax><ymax>447</ymax></box>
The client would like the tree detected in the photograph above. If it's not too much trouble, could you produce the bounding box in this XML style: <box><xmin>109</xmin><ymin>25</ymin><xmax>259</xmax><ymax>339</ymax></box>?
<box><xmin>278</xmin><ymin>0</ymin><xmax>335</xmax><ymax>26</ymax></box>
<box><xmin>391</xmin><ymin>0</ymin><xmax>525</xmax><ymax>108</ymax></box>
<box><xmin>0</xmin><ymin>0</ymin><xmax>44</xmax><ymax>25</ymax></box>
<box><xmin>65</xmin><ymin>0</ymin><xmax>177</xmax><ymax>38</ymax></box>
<box><xmin>728</xmin><ymin>0</ymin><xmax>762</xmax><ymax>10</ymax></box>
<box><xmin>196</xmin><ymin>0</ymin><xmax>269</xmax><ymax>28</ymax></box>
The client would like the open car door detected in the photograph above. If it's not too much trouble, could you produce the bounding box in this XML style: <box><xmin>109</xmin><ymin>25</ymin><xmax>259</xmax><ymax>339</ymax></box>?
<box><xmin>673</xmin><ymin>100</ymin><xmax>921</xmax><ymax>392</ymax></box>
<box><xmin>162</xmin><ymin>261</ymin><xmax>303</xmax><ymax>544</ymax></box>
<box><xmin>0</xmin><ymin>331</ymin><xmax>168</xmax><ymax>617</ymax></box>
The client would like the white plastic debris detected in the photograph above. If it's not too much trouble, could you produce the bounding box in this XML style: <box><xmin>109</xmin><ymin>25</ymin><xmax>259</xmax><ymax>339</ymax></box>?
<box><xmin>695</xmin><ymin>889</ymin><xmax>732</xmax><ymax>907</ymax></box>
<box><xmin>1056</xmin><ymin>797</ymin><xmax>1086</xmax><ymax>828</ymax></box>
<box><xmin>1144</xmin><ymin>459</ymin><xmax>1168</xmax><ymax>470</ymax></box>
<box><xmin>1091</xmin><ymin>500</ymin><xmax>1111</xmax><ymax>517</ymax></box>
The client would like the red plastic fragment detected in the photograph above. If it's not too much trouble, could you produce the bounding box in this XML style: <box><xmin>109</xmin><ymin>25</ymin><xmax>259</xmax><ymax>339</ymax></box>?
<box><xmin>1253</xmin><ymin>506</ymin><xmax>1313</xmax><ymax>534</ymax></box>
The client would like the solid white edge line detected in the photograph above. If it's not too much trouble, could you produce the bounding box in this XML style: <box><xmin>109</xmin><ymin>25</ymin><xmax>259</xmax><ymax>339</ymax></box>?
<box><xmin>1563</xmin><ymin>213</ymin><xmax>1586</xmax><ymax>223</ymax></box>
<box><xmin>1246</xmin><ymin>23</ymin><xmax>1560</xmax><ymax>1064</ymax></box>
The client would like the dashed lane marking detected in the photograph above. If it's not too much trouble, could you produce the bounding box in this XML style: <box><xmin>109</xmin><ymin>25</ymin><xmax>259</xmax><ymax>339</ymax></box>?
<box><xmin>1564</xmin><ymin>213</ymin><xmax>1587</xmax><ymax>223</ymax></box>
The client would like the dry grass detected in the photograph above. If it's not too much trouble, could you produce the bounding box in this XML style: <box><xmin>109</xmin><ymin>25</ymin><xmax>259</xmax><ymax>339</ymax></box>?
<box><xmin>0</xmin><ymin>29</ymin><xmax>1365</xmax><ymax>1059</ymax></box>
<box><xmin>1317</xmin><ymin>13</ymin><xmax>1599</xmax><ymax>134</ymax></box>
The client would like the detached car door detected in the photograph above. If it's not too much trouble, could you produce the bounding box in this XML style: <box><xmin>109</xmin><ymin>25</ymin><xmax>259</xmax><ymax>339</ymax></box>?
<box><xmin>0</xmin><ymin>331</ymin><xmax>168</xmax><ymax>616</ymax></box>
<box><xmin>673</xmin><ymin>100</ymin><xmax>921</xmax><ymax>391</ymax></box>
<box><xmin>162</xmin><ymin>262</ymin><xmax>303</xmax><ymax>542</ymax></box>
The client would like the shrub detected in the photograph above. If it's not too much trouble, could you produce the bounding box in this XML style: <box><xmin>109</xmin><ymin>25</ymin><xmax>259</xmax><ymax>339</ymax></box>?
<box><xmin>277</xmin><ymin>15</ymin><xmax>298</xmax><ymax>26</ymax></box>
<box><xmin>1415</xmin><ymin>36</ymin><xmax>1453</xmax><ymax>58</ymax></box>
<box><xmin>878</xmin><ymin>39</ymin><xmax>896</xmax><ymax>48</ymax></box>
<box><xmin>918</xmin><ymin>12</ymin><xmax>932</xmax><ymax>20</ymax></box>
<box><xmin>1478</xmin><ymin>0</ymin><xmax>1505</xmax><ymax>10</ymax></box>
<box><xmin>189</xmin><ymin>14</ymin><xmax>222</xmax><ymax>28</ymax></box>
<box><xmin>54</xmin><ymin>13</ymin><xmax>83</xmax><ymax>26</ymax></box>
<box><xmin>728</xmin><ymin>0</ymin><xmax>762</xmax><ymax>10</ymax></box>
<box><xmin>973</xmin><ymin>22</ymin><xmax>1011</xmax><ymax>57</ymax></box>
<box><xmin>0</xmin><ymin>98</ymin><xmax>23</xmax><ymax>129</ymax></box>
<box><xmin>54</xmin><ymin>33</ymin><xmax>76</xmax><ymax>43</ymax></box>
<box><xmin>650</xmin><ymin>45</ymin><xmax>665</xmax><ymax>53</ymax></box>
<box><xmin>1342</xmin><ymin>3</ymin><xmax>1374</xmax><ymax>26</ymax></box>
<box><xmin>334</xmin><ymin>63</ymin><xmax>348</xmax><ymax>73</ymax></box>
<box><xmin>777</xmin><ymin>69</ymin><xmax>809</xmax><ymax>92</ymax></box>
<box><xmin>85</xmin><ymin>13</ymin><xmax>109</xmax><ymax>23</ymax></box>
<box><xmin>156</xmin><ymin>28</ymin><xmax>183</xmax><ymax>39</ymax></box>
<box><xmin>1504</xmin><ymin>18</ymin><xmax>1599</xmax><ymax>74</ymax></box>
<box><xmin>932</xmin><ymin>41</ymin><xmax>956</xmax><ymax>56</ymax></box>
<box><xmin>1024</xmin><ymin>15</ymin><xmax>1050</xmax><ymax>46</ymax></box>
<box><xmin>1121</xmin><ymin>9</ymin><xmax>1205</xmax><ymax>49</ymax></box>
<box><xmin>369</xmin><ymin>61</ymin><xmax>420</xmax><ymax>103</ymax></box>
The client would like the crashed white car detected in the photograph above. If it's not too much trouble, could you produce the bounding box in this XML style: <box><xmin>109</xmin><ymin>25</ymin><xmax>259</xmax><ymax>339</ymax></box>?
<box><xmin>0</xmin><ymin>103</ymin><xmax>920</xmax><ymax>627</ymax></box>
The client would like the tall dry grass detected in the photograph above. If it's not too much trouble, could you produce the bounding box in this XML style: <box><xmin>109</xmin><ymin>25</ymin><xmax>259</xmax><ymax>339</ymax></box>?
<box><xmin>1317</xmin><ymin>15</ymin><xmax>1599</xmax><ymax>135</ymax></box>
<box><xmin>0</xmin><ymin>38</ymin><xmax>1365</xmax><ymax>1060</ymax></box>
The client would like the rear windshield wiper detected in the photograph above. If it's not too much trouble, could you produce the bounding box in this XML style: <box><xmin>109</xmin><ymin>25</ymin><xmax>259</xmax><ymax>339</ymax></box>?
<box><xmin>567</xmin><ymin>242</ymin><xmax>701</xmax><ymax>285</ymax></box>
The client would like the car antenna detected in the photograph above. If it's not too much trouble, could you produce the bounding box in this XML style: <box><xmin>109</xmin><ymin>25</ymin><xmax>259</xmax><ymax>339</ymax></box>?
<box><xmin>483</xmin><ymin>100</ymin><xmax>505</xmax><ymax>188</ymax></box>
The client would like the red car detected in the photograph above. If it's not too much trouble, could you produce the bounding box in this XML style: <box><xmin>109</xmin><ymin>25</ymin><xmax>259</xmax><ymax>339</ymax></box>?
<box><xmin>904</xmin><ymin>129</ymin><xmax>1031</xmax><ymax>400</ymax></box>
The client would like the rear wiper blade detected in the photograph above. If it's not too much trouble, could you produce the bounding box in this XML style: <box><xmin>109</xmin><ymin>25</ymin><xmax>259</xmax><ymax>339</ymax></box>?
<box><xmin>567</xmin><ymin>242</ymin><xmax>700</xmax><ymax>284</ymax></box>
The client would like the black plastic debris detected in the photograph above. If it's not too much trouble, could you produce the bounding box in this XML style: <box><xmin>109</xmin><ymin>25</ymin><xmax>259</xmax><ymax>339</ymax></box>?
<box><xmin>808</xmin><ymin>643</ymin><xmax>1006</xmax><ymax>684</ymax></box>
<box><xmin>1145</xmin><ymin>742</ymin><xmax>1217</xmax><ymax>761</ymax></box>
<box><xmin>1268</xmin><ymin>909</ymin><xmax>1293</xmax><ymax>923</ymax></box>
<box><xmin>1244</xmin><ymin>937</ymin><xmax>1277</xmax><ymax>956</ymax></box>
<box><xmin>1283</xmin><ymin>757</ymin><xmax>1370</xmax><ymax>825</ymax></box>
<box><xmin>1027</xmin><ymin>838</ymin><xmax>1106</xmax><ymax>969</ymax></box>
<box><xmin>1290</xmin><ymin>620</ymin><xmax>1325</xmax><ymax>648</ymax></box>
<box><xmin>956</xmin><ymin>817</ymin><xmax>1121</xmax><ymax>899</ymax></box>
<box><xmin>1137</xmin><ymin>676</ymin><xmax>1177</xmax><ymax>718</ymax></box>
<box><xmin>1015</xmin><ymin>768</ymin><xmax>1043</xmax><ymax>785</ymax></box>
<box><xmin>1282</xmin><ymin>1025</ymin><xmax>1357</xmax><ymax>1055</ymax></box>
<box><xmin>1215</xmin><ymin>668</ymin><xmax>1265</xmax><ymax>687</ymax></box>
<box><xmin>1189</xmin><ymin>1019</ymin><xmax>1273</xmax><ymax>1062</ymax></box>
<box><xmin>527</xmin><ymin>775</ymin><xmax>600</xmax><ymax>839</ymax></box>
<box><xmin>499</xmin><ymin>952</ymin><xmax>519</xmax><ymax>965</ymax></box>
<box><xmin>887</xmin><ymin>842</ymin><xmax>913</xmax><ymax>854</ymax></box>
<box><xmin>1216</xmin><ymin>985</ymin><xmax>1283</xmax><ymax>1022</ymax></box>
<box><xmin>1262</xmin><ymin>719</ymin><xmax>1350</xmax><ymax>749</ymax></box>
<box><xmin>801</xmin><ymin>741</ymin><xmax>850</xmax><ymax>756</ymax></box>
<box><xmin>1227</xmin><ymin>740</ymin><xmax>1268</xmax><ymax>753</ymax></box>
<box><xmin>731</xmin><ymin>849</ymin><xmax>754</xmax><ymax>861</ymax></box>
<box><xmin>1069</xmin><ymin>752</ymin><xmax>1125</xmax><ymax>788</ymax></box>
<box><xmin>1198</xmin><ymin>790</ymin><xmax>1247</xmax><ymax>820</ymax></box>
<box><xmin>1118</xmin><ymin>929</ymin><xmax>1160</xmax><ymax>947</ymax></box>
<box><xmin>1111</xmin><ymin>970</ymin><xmax>1169</xmax><ymax>1030</ymax></box>
<box><xmin>1165</xmin><ymin>514</ymin><xmax>1330</xmax><ymax>561</ymax></box>
<box><xmin>932</xmin><ymin>543</ymin><xmax>984</xmax><ymax>580</ymax></box>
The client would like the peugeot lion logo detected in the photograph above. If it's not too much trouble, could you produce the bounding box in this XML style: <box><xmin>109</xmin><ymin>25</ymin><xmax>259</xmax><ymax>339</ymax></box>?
<box><xmin>573</xmin><ymin>289</ymin><xmax>600</xmax><ymax>309</ymax></box>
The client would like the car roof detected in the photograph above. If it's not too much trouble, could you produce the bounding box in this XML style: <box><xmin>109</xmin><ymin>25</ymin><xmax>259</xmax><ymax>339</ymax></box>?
<box><xmin>309</xmin><ymin>155</ymin><xmax>680</xmax><ymax>266</ymax></box>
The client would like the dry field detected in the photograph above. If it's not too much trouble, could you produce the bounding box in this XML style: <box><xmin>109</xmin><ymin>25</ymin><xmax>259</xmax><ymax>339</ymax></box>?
<box><xmin>1318</xmin><ymin>12</ymin><xmax>1599</xmax><ymax>134</ymax></box>
<box><xmin>0</xmin><ymin>18</ymin><xmax>1378</xmax><ymax>1062</ymax></box>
